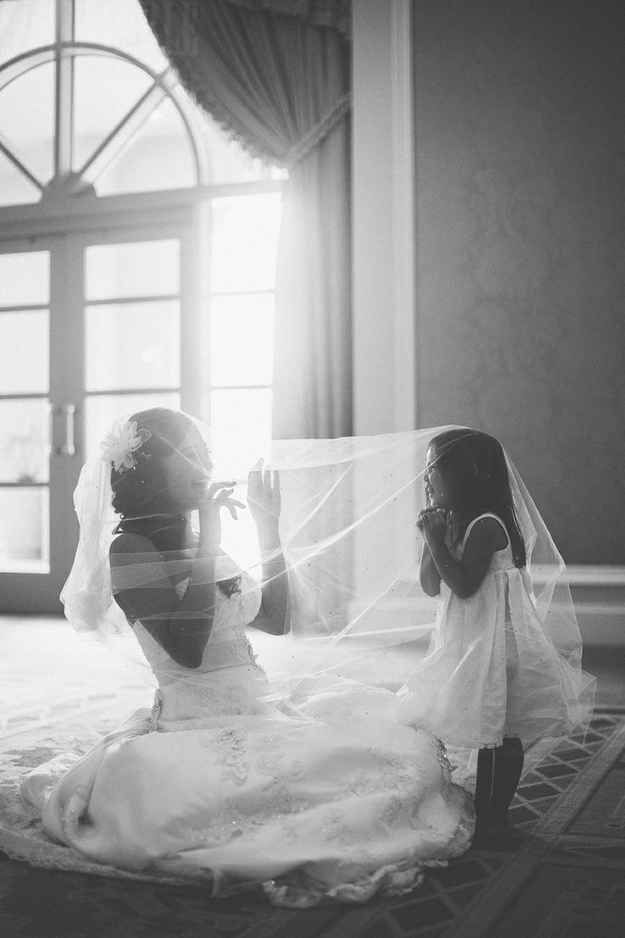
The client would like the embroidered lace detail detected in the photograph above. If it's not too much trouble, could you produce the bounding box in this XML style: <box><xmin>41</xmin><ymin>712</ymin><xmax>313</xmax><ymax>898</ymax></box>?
<box><xmin>436</xmin><ymin>738</ymin><xmax>452</xmax><ymax>773</ymax></box>
<box><xmin>149</xmin><ymin>690</ymin><xmax>163</xmax><ymax>729</ymax></box>
<box><xmin>263</xmin><ymin>862</ymin><xmax>426</xmax><ymax>908</ymax></box>
<box><xmin>215</xmin><ymin>728</ymin><xmax>249</xmax><ymax>786</ymax></box>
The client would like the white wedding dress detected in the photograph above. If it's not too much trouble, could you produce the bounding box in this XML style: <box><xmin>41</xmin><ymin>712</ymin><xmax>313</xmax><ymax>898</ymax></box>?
<box><xmin>19</xmin><ymin>579</ymin><xmax>474</xmax><ymax>907</ymax></box>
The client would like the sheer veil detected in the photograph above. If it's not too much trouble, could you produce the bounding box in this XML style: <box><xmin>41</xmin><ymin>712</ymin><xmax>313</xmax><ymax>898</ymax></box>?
<box><xmin>59</xmin><ymin>419</ymin><xmax>594</xmax><ymax>738</ymax></box>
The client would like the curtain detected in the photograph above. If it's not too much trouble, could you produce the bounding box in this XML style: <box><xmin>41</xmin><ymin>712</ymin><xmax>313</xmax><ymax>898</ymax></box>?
<box><xmin>220</xmin><ymin>1</ymin><xmax>350</xmax><ymax>38</ymax></box>
<box><xmin>139</xmin><ymin>0</ymin><xmax>352</xmax><ymax>438</ymax></box>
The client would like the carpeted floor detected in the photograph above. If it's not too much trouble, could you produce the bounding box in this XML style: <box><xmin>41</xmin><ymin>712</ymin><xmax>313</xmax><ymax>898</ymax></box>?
<box><xmin>1</xmin><ymin>621</ymin><xmax>624</xmax><ymax>938</ymax></box>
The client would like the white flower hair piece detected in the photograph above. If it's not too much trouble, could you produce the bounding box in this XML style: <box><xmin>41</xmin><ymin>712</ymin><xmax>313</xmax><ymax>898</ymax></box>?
<box><xmin>101</xmin><ymin>419</ymin><xmax>151</xmax><ymax>473</ymax></box>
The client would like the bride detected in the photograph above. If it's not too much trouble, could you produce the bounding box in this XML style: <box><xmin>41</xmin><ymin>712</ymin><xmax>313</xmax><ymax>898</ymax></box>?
<box><xmin>17</xmin><ymin>407</ymin><xmax>474</xmax><ymax>907</ymax></box>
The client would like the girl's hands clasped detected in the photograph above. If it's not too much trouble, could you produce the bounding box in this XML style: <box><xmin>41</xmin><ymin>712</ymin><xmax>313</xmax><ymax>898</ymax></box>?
<box><xmin>417</xmin><ymin>507</ymin><xmax>448</xmax><ymax>544</ymax></box>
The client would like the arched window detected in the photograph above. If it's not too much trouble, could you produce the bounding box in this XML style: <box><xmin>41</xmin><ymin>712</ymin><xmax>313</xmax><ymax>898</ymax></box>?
<box><xmin>0</xmin><ymin>0</ymin><xmax>285</xmax><ymax>610</ymax></box>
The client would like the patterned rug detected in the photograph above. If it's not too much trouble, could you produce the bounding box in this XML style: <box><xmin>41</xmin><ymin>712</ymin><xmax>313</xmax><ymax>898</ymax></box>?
<box><xmin>1</xmin><ymin>711</ymin><xmax>624</xmax><ymax>938</ymax></box>
<box><xmin>326</xmin><ymin>709</ymin><xmax>625</xmax><ymax>938</ymax></box>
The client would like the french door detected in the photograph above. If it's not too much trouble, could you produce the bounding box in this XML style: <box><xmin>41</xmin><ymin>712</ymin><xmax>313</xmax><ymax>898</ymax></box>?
<box><xmin>0</xmin><ymin>215</ymin><xmax>200</xmax><ymax>612</ymax></box>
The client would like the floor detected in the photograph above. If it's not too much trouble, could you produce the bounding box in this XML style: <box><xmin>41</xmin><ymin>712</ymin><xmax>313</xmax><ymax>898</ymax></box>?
<box><xmin>2</xmin><ymin>618</ymin><xmax>623</xmax><ymax>740</ymax></box>
<box><xmin>1</xmin><ymin>617</ymin><xmax>624</xmax><ymax>938</ymax></box>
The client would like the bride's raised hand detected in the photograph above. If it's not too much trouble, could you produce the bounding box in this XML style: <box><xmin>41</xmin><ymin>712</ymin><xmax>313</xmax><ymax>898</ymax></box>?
<box><xmin>198</xmin><ymin>481</ymin><xmax>245</xmax><ymax>553</ymax></box>
<box><xmin>247</xmin><ymin>460</ymin><xmax>281</xmax><ymax>546</ymax></box>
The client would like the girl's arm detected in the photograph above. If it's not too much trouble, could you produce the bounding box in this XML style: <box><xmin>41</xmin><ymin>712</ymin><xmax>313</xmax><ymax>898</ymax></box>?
<box><xmin>421</xmin><ymin>513</ymin><xmax>507</xmax><ymax>599</ymax></box>
<box><xmin>418</xmin><ymin>477</ymin><xmax>442</xmax><ymax>596</ymax></box>
<box><xmin>419</xmin><ymin>542</ymin><xmax>441</xmax><ymax>596</ymax></box>
<box><xmin>110</xmin><ymin>533</ymin><xmax>217</xmax><ymax>668</ymax></box>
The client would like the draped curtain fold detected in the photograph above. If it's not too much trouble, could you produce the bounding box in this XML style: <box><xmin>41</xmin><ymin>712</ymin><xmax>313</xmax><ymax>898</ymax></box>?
<box><xmin>139</xmin><ymin>0</ymin><xmax>352</xmax><ymax>438</ymax></box>
<box><xmin>219</xmin><ymin>0</ymin><xmax>350</xmax><ymax>38</ymax></box>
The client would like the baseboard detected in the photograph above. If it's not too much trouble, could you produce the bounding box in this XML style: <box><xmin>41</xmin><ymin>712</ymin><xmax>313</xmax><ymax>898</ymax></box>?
<box><xmin>2</xmin><ymin>567</ymin><xmax>624</xmax><ymax>647</ymax></box>
<box><xmin>569</xmin><ymin>566</ymin><xmax>625</xmax><ymax>646</ymax></box>
<box><xmin>347</xmin><ymin>566</ymin><xmax>625</xmax><ymax>649</ymax></box>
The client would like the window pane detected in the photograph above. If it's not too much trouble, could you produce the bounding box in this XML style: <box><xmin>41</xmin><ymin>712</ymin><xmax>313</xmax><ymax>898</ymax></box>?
<box><xmin>85</xmin><ymin>240</ymin><xmax>179</xmax><ymax>300</ymax></box>
<box><xmin>0</xmin><ymin>311</ymin><xmax>48</xmax><ymax>393</ymax></box>
<box><xmin>0</xmin><ymin>251</ymin><xmax>49</xmax><ymax>306</ymax></box>
<box><xmin>0</xmin><ymin>487</ymin><xmax>49</xmax><ymax>573</ymax></box>
<box><xmin>0</xmin><ymin>60</ymin><xmax>55</xmax><ymax>182</ymax></box>
<box><xmin>206</xmin><ymin>388</ymin><xmax>272</xmax><ymax>478</ymax></box>
<box><xmin>0</xmin><ymin>150</ymin><xmax>41</xmax><ymax>206</ymax></box>
<box><xmin>75</xmin><ymin>0</ymin><xmax>168</xmax><ymax>73</ymax></box>
<box><xmin>85</xmin><ymin>392</ymin><xmax>180</xmax><ymax>460</ymax></box>
<box><xmin>73</xmin><ymin>54</ymin><xmax>153</xmax><ymax>171</ymax></box>
<box><xmin>0</xmin><ymin>399</ymin><xmax>49</xmax><ymax>483</ymax></box>
<box><xmin>209</xmin><ymin>294</ymin><xmax>273</xmax><ymax>387</ymax></box>
<box><xmin>86</xmin><ymin>300</ymin><xmax>180</xmax><ymax>391</ymax></box>
<box><xmin>96</xmin><ymin>97</ymin><xmax>195</xmax><ymax>195</ymax></box>
<box><xmin>0</xmin><ymin>0</ymin><xmax>54</xmax><ymax>66</ymax></box>
<box><xmin>211</xmin><ymin>194</ymin><xmax>282</xmax><ymax>293</ymax></box>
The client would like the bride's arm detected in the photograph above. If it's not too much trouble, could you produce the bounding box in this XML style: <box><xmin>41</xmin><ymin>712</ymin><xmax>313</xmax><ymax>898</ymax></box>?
<box><xmin>247</xmin><ymin>463</ymin><xmax>289</xmax><ymax>635</ymax></box>
<box><xmin>110</xmin><ymin>533</ymin><xmax>217</xmax><ymax>668</ymax></box>
<box><xmin>251</xmin><ymin>532</ymin><xmax>289</xmax><ymax>635</ymax></box>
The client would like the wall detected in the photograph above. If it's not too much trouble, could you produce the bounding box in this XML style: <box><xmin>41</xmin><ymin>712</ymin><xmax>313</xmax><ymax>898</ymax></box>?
<box><xmin>352</xmin><ymin>0</ymin><xmax>417</xmax><ymax>435</ymax></box>
<box><xmin>413</xmin><ymin>0</ymin><xmax>625</xmax><ymax>564</ymax></box>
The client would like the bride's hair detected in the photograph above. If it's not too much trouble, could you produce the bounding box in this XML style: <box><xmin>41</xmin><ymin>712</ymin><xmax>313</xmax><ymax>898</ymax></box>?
<box><xmin>111</xmin><ymin>407</ymin><xmax>240</xmax><ymax>597</ymax></box>
<box><xmin>428</xmin><ymin>428</ymin><xmax>527</xmax><ymax>568</ymax></box>
<box><xmin>110</xmin><ymin>407</ymin><xmax>197</xmax><ymax>522</ymax></box>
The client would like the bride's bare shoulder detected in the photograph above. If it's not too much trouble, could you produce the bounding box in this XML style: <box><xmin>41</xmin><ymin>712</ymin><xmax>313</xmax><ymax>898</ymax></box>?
<box><xmin>110</xmin><ymin>532</ymin><xmax>158</xmax><ymax>565</ymax></box>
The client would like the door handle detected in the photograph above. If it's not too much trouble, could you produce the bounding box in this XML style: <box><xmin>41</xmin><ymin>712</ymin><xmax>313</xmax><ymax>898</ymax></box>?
<box><xmin>52</xmin><ymin>403</ymin><xmax>76</xmax><ymax>456</ymax></box>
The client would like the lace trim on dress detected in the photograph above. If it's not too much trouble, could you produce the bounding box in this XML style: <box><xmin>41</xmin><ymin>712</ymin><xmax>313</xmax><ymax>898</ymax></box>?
<box><xmin>261</xmin><ymin>799</ymin><xmax>475</xmax><ymax>908</ymax></box>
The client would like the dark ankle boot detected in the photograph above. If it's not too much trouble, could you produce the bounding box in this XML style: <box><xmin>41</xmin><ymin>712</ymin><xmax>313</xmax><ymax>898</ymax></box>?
<box><xmin>474</xmin><ymin>746</ymin><xmax>498</xmax><ymax>836</ymax></box>
<box><xmin>490</xmin><ymin>736</ymin><xmax>524</xmax><ymax>827</ymax></box>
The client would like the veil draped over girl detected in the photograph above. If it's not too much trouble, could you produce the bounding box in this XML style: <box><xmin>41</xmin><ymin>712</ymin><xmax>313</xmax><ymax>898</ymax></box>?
<box><xmin>0</xmin><ymin>421</ymin><xmax>595</xmax><ymax>904</ymax></box>
<box><xmin>61</xmin><ymin>423</ymin><xmax>594</xmax><ymax>733</ymax></box>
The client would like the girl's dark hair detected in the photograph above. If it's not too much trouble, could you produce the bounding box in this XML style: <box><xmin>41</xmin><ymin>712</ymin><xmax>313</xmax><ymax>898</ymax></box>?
<box><xmin>427</xmin><ymin>428</ymin><xmax>526</xmax><ymax>568</ymax></box>
<box><xmin>110</xmin><ymin>407</ymin><xmax>240</xmax><ymax>597</ymax></box>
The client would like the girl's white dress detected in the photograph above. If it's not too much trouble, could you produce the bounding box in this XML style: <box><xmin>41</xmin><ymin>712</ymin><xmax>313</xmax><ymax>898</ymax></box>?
<box><xmin>398</xmin><ymin>513</ymin><xmax>595</xmax><ymax>750</ymax></box>
<box><xmin>19</xmin><ymin>578</ymin><xmax>473</xmax><ymax>908</ymax></box>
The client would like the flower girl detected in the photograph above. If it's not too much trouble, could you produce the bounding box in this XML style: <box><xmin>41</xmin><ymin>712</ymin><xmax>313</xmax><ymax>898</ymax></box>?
<box><xmin>400</xmin><ymin>429</ymin><xmax>595</xmax><ymax>844</ymax></box>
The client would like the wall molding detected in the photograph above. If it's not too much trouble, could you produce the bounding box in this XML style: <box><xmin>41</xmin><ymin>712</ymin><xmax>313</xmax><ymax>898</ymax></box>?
<box><xmin>561</xmin><ymin>566</ymin><xmax>625</xmax><ymax>586</ymax></box>
<box><xmin>352</xmin><ymin>566</ymin><xmax>625</xmax><ymax>648</ymax></box>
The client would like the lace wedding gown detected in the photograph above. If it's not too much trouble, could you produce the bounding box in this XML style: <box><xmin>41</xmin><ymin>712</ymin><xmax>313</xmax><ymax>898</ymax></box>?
<box><xmin>17</xmin><ymin>580</ymin><xmax>473</xmax><ymax>907</ymax></box>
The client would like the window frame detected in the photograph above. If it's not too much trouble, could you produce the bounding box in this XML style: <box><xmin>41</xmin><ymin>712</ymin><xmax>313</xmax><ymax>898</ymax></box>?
<box><xmin>0</xmin><ymin>0</ymin><xmax>285</xmax><ymax>610</ymax></box>
<box><xmin>0</xmin><ymin>0</ymin><xmax>285</xmax><ymax>445</ymax></box>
